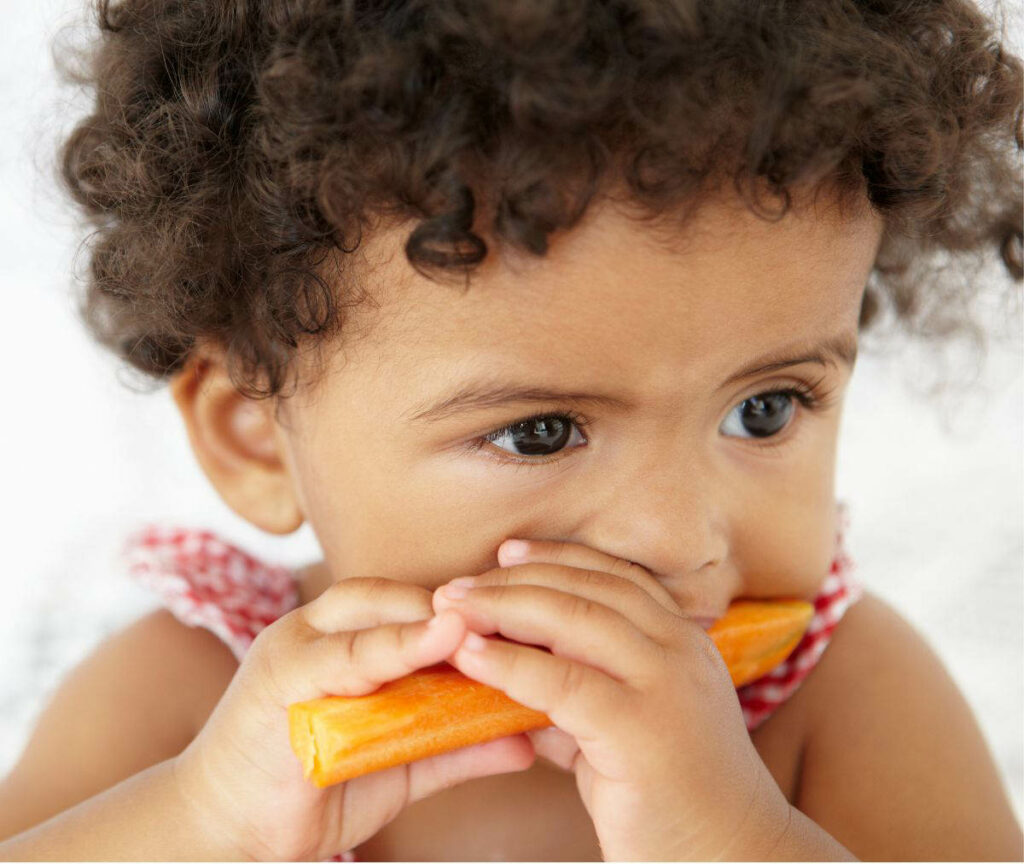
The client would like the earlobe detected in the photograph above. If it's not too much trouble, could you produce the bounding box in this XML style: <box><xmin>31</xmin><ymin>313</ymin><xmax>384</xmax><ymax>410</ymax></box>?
<box><xmin>168</xmin><ymin>353</ymin><xmax>304</xmax><ymax>535</ymax></box>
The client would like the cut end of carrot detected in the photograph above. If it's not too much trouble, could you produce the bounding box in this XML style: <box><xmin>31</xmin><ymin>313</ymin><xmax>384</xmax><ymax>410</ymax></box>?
<box><xmin>289</xmin><ymin>692</ymin><xmax>421</xmax><ymax>787</ymax></box>
<box><xmin>287</xmin><ymin>703</ymin><xmax>319</xmax><ymax>782</ymax></box>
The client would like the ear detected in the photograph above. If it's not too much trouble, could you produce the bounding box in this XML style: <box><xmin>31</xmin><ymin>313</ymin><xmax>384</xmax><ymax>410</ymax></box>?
<box><xmin>169</xmin><ymin>352</ymin><xmax>304</xmax><ymax>534</ymax></box>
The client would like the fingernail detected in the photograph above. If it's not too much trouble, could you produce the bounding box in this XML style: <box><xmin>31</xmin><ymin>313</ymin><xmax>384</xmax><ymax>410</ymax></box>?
<box><xmin>462</xmin><ymin>632</ymin><xmax>488</xmax><ymax>652</ymax></box>
<box><xmin>501</xmin><ymin>539</ymin><xmax>529</xmax><ymax>562</ymax></box>
<box><xmin>427</xmin><ymin>609</ymin><xmax>458</xmax><ymax>631</ymax></box>
<box><xmin>439</xmin><ymin>576</ymin><xmax>475</xmax><ymax>599</ymax></box>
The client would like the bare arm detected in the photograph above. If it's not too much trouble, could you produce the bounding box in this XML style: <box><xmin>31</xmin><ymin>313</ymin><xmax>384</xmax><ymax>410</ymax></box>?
<box><xmin>795</xmin><ymin>592</ymin><xmax>1023</xmax><ymax>860</ymax></box>
<box><xmin>0</xmin><ymin>582</ymin><xmax>519</xmax><ymax>862</ymax></box>
<box><xmin>0</xmin><ymin>757</ymin><xmax>247</xmax><ymax>861</ymax></box>
<box><xmin>0</xmin><ymin>609</ymin><xmax>239</xmax><ymax>857</ymax></box>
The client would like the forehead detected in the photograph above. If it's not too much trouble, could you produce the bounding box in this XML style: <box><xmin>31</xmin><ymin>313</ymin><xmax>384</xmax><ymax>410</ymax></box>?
<box><xmin>332</xmin><ymin>188</ymin><xmax>883</xmax><ymax>392</ymax></box>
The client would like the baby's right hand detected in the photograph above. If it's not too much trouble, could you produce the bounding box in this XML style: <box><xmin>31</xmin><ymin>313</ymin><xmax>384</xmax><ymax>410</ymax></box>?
<box><xmin>171</xmin><ymin>577</ymin><xmax>537</xmax><ymax>861</ymax></box>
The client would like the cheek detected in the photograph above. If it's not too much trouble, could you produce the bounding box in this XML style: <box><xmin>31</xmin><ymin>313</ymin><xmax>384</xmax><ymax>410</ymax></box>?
<box><xmin>287</xmin><ymin>395</ymin><xmax>580</xmax><ymax>586</ymax></box>
<box><xmin>303</xmin><ymin>460</ymin><xmax>566</xmax><ymax>588</ymax></box>
<box><xmin>739</xmin><ymin>496</ymin><xmax>840</xmax><ymax>600</ymax></box>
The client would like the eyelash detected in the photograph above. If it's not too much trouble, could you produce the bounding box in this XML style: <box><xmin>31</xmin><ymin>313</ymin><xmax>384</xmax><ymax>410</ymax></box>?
<box><xmin>465</xmin><ymin>377</ymin><xmax>836</xmax><ymax>467</ymax></box>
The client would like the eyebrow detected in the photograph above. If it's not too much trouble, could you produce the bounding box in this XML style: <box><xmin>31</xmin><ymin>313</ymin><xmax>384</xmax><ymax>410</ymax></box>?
<box><xmin>405</xmin><ymin>331</ymin><xmax>858</xmax><ymax>424</ymax></box>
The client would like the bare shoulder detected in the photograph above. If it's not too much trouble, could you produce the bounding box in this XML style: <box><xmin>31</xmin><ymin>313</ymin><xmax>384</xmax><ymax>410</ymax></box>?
<box><xmin>794</xmin><ymin>590</ymin><xmax>1023</xmax><ymax>860</ymax></box>
<box><xmin>0</xmin><ymin>609</ymin><xmax>238</xmax><ymax>840</ymax></box>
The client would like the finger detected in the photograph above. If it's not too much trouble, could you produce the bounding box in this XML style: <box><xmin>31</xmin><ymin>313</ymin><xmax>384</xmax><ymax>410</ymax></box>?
<box><xmin>447</xmin><ymin>633</ymin><xmax>632</xmax><ymax>779</ymax></box>
<box><xmin>525</xmin><ymin>725</ymin><xmax>581</xmax><ymax>773</ymax></box>
<box><xmin>498</xmin><ymin>539</ymin><xmax>680</xmax><ymax>614</ymax></box>
<box><xmin>437</xmin><ymin>563</ymin><xmax>681</xmax><ymax>655</ymax></box>
<box><xmin>404</xmin><ymin>733</ymin><xmax>536</xmax><ymax>804</ymax></box>
<box><xmin>302</xmin><ymin>576</ymin><xmax>435</xmax><ymax>633</ymax></box>
<box><xmin>334</xmin><ymin>733</ymin><xmax>534</xmax><ymax>855</ymax></box>
<box><xmin>253</xmin><ymin>607</ymin><xmax>469</xmax><ymax>705</ymax></box>
<box><xmin>435</xmin><ymin>580</ymin><xmax>664</xmax><ymax>682</ymax></box>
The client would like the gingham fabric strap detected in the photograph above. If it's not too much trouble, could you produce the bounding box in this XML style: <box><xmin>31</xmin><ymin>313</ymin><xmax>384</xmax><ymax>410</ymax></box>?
<box><xmin>122</xmin><ymin>525</ymin><xmax>300</xmax><ymax>662</ymax></box>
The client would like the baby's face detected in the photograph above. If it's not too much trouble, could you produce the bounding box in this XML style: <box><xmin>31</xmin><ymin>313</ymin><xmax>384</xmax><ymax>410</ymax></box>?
<box><xmin>268</xmin><ymin>187</ymin><xmax>883</xmax><ymax>614</ymax></box>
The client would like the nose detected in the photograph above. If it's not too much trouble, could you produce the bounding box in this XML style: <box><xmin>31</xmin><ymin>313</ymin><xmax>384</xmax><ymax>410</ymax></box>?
<box><xmin>573</xmin><ymin>451</ymin><xmax>728</xmax><ymax>581</ymax></box>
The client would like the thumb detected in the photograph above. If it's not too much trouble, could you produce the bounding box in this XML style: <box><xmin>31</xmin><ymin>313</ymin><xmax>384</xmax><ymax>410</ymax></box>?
<box><xmin>405</xmin><ymin>734</ymin><xmax>537</xmax><ymax>803</ymax></box>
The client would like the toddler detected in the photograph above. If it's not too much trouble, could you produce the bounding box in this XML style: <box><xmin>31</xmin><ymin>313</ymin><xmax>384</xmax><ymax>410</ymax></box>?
<box><xmin>1</xmin><ymin>0</ymin><xmax>1023</xmax><ymax>860</ymax></box>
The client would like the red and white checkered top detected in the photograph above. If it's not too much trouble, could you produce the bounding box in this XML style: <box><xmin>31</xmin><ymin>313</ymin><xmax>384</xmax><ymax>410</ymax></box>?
<box><xmin>121</xmin><ymin>501</ymin><xmax>863</xmax><ymax>860</ymax></box>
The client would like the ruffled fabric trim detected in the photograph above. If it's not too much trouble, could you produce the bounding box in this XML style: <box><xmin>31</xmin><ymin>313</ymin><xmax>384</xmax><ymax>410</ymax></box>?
<box><xmin>122</xmin><ymin>525</ymin><xmax>299</xmax><ymax>662</ymax></box>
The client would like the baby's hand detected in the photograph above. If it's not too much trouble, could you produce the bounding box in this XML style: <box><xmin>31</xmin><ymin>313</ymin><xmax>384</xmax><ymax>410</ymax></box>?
<box><xmin>433</xmin><ymin>540</ymin><xmax>792</xmax><ymax>861</ymax></box>
<box><xmin>172</xmin><ymin>578</ymin><xmax>536</xmax><ymax>861</ymax></box>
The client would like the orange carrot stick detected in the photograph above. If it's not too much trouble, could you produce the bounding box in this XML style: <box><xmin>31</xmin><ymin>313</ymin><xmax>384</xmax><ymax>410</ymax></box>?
<box><xmin>288</xmin><ymin>599</ymin><xmax>813</xmax><ymax>788</ymax></box>
<box><xmin>707</xmin><ymin>599</ymin><xmax>815</xmax><ymax>687</ymax></box>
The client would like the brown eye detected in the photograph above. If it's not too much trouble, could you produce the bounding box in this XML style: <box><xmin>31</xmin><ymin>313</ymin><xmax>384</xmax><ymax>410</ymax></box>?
<box><xmin>480</xmin><ymin>412</ymin><xmax>588</xmax><ymax>459</ymax></box>
<box><xmin>720</xmin><ymin>385</ymin><xmax>821</xmax><ymax>441</ymax></box>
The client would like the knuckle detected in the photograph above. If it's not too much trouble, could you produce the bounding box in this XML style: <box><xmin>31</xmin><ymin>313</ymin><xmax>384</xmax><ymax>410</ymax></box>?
<box><xmin>247</xmin><ymin>618</ymin><xmax>276</xmax><ymax>655</ymax></box>
<box><xmin>304</xmin><ymin>577</ymin><xmax>365</xmax><ymax>622</ymax></box>
<box><xmin>348</xmin><ymin>576</ymin><xmax>395</xmax><ymax>603</ymax></box>
<box><xmin>655</xmin><ymin>612</ymin><xmax>699</xmax><ymax>656</ymax></box>
<box><xmin>337</xmin><ymin>619</ymin><xmax>421</xmax><ymax>682</ymax></box>
<box><xmin>476</xmin><ymin>565</ymin><xmax>511</xmax><ymax>587</ymax></box>
<box><xmin>480</xmin><ymin>580</ymin><xmax>511</xmax><ymax>602</ymax></box>
<box><xmin>556</xmin><ymin>659</ymin><xmax>588</xmax><ymax>698</ymax></box>
<box><xmin>578</xmin><ymin>568</ymin><xmax>611</xmax><ymax>591</ymax></box>
<box><xmin>652</xmin><ymin>604</ymin><xmax>687</xmax><ymax>639</ymax></box>
<box><xmin>644</xmin><ymin>636</ymin><xmax>677</xmax><ymax>683</ymax></box>
<box><xmin>251</xmin><ymin>607</ymin><xmax>303</xmax><ymax>658</ymax></box>
<box><xmin>565</xmin><ymin>593</ymin><xmax>597</xmax><ymax>624</ymax></box>
<box><xmin>502</xmin><ymin>641</ymin><xmax>525</xmax><ymax>682</ymax></box>
<box><xmin>313</xmin><ymin>576</ymin><xmax>433</xmax><ymax>623</ymax></box>
<box><xmin>545</xmin><ymin>543</ymin><xmax>569</xmax><ymax>565</ymax></box>
<box><xmin>321</xmin><ymin>576</ymin><xmax>358</xmax><ymax>602</ymax></box>
<box><xmin>685</xmin><ymin>630</ymin><xmax>730</xmax><ymax>692</ymax></box>
<box><xmin>338</xmin><ymin>628</ymin><xmax>362</xmax><ymax>672</ymax></box>
<box><xmin>392</xmin><ymin>617</ymin><xmax>422</xmax><ymax>659</ymax></box>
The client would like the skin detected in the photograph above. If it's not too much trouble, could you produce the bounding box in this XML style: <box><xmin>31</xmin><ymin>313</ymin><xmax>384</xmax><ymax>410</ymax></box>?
<box><xmin>175</xmin><ymin>180</ymin><xmax>885</xmax><ymax>857</ymax></box>
<box><xmin>192</xmin><ymin>182</ymin><xmax>881</xmax><ymax>612</ymax></box>
<box><xmin>1</xmin><ymin>181</ymin><xmax>1020</xmax><ymax>860</ymax></box>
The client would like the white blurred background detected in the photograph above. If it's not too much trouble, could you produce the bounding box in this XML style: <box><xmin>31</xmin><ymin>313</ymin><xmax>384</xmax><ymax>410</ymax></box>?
<box><xmin>1</xmin><ymin>0</ymin><xmax>1022</xmax><ymax>831</ymax></box>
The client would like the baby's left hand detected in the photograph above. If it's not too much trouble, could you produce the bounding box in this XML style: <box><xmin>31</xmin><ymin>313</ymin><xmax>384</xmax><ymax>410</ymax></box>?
<box><xmin>432</xmin><ymin>540</ymin><xmax>791</xmax><ymax>861</ymax></box>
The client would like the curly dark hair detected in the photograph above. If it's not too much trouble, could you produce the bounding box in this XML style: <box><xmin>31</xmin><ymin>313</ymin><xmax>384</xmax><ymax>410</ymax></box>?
<box><xmin>54</xmin><ymin>0</ymin><xmax>1022</xmax><ymax>403</ymax></box>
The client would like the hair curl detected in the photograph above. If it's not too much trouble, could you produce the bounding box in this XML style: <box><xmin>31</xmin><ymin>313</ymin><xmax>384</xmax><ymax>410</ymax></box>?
<box><xmin>55</xmin><ymin>0</ymin><xmax>1022</xmax><ymax>403</ymax></box>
